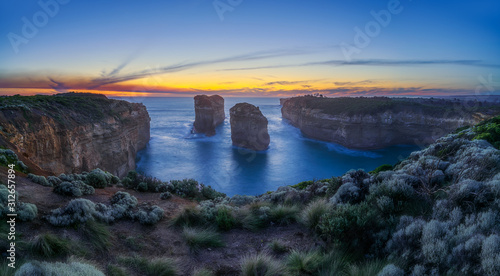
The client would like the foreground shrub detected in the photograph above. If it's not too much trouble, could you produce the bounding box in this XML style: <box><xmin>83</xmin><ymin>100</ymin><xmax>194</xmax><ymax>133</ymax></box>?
<box><xmin>240</xmin><ymin>253</ymin><xmax>285</xmax><ymax>276</ymax></box>
<box><xmin>17</xmin><ymin>202</ymin><xmax>37</xmax><ymax>221</ymax></box>
<box><xmin>300</xmin><ymin>199</ymin><xmax>331</xmax><ymax>230</ymax></box>
<box><xmin>15</xmin><ymin>261</ymin><xmax>105</xmax><ymax>276</ymax></box>
<box><xmin>118</xmin><ymin>256</ymin><xmax>178</xmax><ymax>276</ymax></box>
<box><xmin>86</xmin><ymin>169</ymin><xmax>109</xmax><ymax>188</ymax></box>
<box><xmin>53</xmin><ymin>181</ymin><xmax>95</xmax><ymax>197</ymax></box>
<box><xmin>182</xmin><ymin>227</ymin><xmax>224</xmax><ymax>250</ymax></box>
<box><xmin>27</xmin><ymin>173</ymin><xmax>51</xmax><ymax>187</ymax></box>
<box><xmin>30</xmin><ymin>233</ymin><xmax>72</xmax><ymax>258</ymax></box>
<box><xmin>0</xmin><ymin>185</ymin><xmax>37</xmax><ymax>221</ymax></box>
<box><xmin>317</xmin><ymin>202</ymin><xmax>380</xmax><ymax>253</ymax></box>
<box><xmin>47</xmin><ymin>199</ymin><xmax>96</xmax><ymax>226</ymax></box>
<box><xmin>132</xmin><ymin>205</ymin><xmax>164</xmax><ymax>225</ymax></box>
<box><xmin>215</xmin><ymin>207</ymin><xmax>236</xmax><ymax>231</ymax></box>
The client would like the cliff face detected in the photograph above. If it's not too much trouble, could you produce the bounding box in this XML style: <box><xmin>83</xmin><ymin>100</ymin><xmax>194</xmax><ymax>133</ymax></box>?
<box><xmin>0</xmin><ymin>94</ymin><xmax>150</xmax><ymax>177</ymax></box>
<box><xmin>193</xmin><ymin>95</ymin><xmax>225</xmax><ymax>136</ymax></box>
<box><xmin>282</xmin><ymin>96</ymin><xmax>500</xmax><ymax>150</ymax></box>
<box><xmin>230</xmin><ymin>103</ymin><xmax>270</xmax><ymax>151</ymax></box>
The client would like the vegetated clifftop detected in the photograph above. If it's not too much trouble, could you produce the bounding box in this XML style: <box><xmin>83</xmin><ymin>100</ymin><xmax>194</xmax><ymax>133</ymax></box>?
<box><xmin>282</xmin><ymin>96</ymin><xmax>500</xmax><ymax>149</ymax></box>
<box><xmin>0</xmin><ymin>93</ymin><xmax>150</xmax><ymax>177</ymax></box>
<box><xmin>193</xmin><ymin>95</ymin><xmax>225</xmax><ymax>136</ymax></box>
<box><xmin>230</xmin><ymin>103</ymin><xmax>270</xmax><ymax>151</ymax></box>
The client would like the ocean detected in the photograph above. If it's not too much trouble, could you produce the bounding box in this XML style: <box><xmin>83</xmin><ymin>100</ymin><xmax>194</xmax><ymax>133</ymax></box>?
<box><xmin>117</xmin><ymin>97</ymin><xmax>419</xmax><ymax>196</ymax></box>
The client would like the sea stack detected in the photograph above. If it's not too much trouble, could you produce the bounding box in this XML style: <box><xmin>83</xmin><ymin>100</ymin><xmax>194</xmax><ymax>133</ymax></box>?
<box><xmin>230</xmin><ymin>103</ymin><xmax>270</xmax><ymax>151</ymax></box>
<box><xmin>193</xmin><ymin>95</ymin><xmax>225</xmax><ymax>136</ymax></box>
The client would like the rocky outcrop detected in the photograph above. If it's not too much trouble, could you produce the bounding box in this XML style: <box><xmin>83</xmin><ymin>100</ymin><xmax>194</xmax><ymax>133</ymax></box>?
<box><xmin>230</xmin><ymin>103</ymin><xmax>270</xmax><ymax>151</ymax></box>
<box><xmin>282</xmin><ymin>96</ymin><xmax>500</xmax><ymax>150</ymax></box>
<box><xmin>0</xmin><ymin>93</ymin><xmax>150</xmax><ymax>177</ymax></box>
<box><xmin>193</xmin><ymin>95</ymin><xmax>225</xmax><ymax>136</ymax></box>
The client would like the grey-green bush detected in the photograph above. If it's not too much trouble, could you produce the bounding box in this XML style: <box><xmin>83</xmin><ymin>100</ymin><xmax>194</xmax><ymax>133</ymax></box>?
<box><xmin>27</xmin><ymin>173</ymin><xmax>51</xmax><ymax>187</ymax></box>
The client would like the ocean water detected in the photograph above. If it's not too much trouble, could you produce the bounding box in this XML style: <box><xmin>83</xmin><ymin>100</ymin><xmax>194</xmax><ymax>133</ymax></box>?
<box><xmin>118</xmin><ymin>97</ymin><xmax>419</xmax><ymax>196</ymax></box>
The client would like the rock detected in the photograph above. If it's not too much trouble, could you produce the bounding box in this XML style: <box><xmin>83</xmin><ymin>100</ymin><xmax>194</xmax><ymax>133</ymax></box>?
<box><xmin>230</xmin><ymin>103</ymin><xmax>270</xmax><ymax>151</ymax></box>
<box><xmin>282</xmin><ymin>96</ymin><xmax>500</xmax><ymax>150</ymax></box>
<box><xmin>0</xmin><ymin>94</ymin><xmax>150</xmax><ymax>177</ymax></box>
<box><xmin>193</xmin><ymin>95</ymin><xmax>225</xmax><ymax>136</ymax></box>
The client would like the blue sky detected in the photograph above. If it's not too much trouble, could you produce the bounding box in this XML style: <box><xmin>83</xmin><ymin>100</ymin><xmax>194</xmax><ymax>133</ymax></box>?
<box><xmin>0</xmin><ymin>0</ymin><xmax>499</xmax><ymax>97</ymax></box>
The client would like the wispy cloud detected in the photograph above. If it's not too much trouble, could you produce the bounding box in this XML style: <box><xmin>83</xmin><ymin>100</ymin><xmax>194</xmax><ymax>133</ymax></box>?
<box><xmin>87</xmin><ymin>48</ymin><xmax>311</xmax><ymax>89</ymax></box>
<box><xmin>334</xmin><ymin>80</ymin><xmax>376</xmax><ymax>86</ymax></box>
<box><xmin>220</xmin><ymin>59</ymin><xmax>500</xmax><ymax>71</ymax></box>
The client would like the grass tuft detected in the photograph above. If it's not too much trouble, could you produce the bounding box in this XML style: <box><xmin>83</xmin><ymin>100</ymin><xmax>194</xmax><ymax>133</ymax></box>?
<box><xmin>182</xmin><ymin>227</ymin><xmax>224</xmax><ymax>250</ymax></box>
<box><xmin>241</xmin><ymin>253</ymin><xmax>286</xmax><ymax>276</ymax></box>
<box><xmin>30</xmin><ymin>233</ymin><xmax>72</xmax><ymax>258</ymax></box>
<box><xmin>81</xmin><ymin>220</ymin><xmax>111</xmax><ymax>253</ymax></box>
<box><xmin>119</xmin><ymin>256</ymin><xmax>178</xmax><ymax>276</ymax></box>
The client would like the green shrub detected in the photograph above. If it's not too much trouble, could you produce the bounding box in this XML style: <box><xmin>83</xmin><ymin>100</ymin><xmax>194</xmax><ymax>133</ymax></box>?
<box><xmin>160</xmin><ymin>192</ymin><xmax>172</xmax><ymax>200</ymax></box>
<box><xmin>472</xmin><ymin>116</ymin><xmax>500</xmax><ymax>149</ymax></box>
<box><xmin>132</xmin><ymin>205</ymin><xmax>164</xmax><ymax>225</ymax></box>
<box><xmin>240</xmin><ymin>253</ymin><xmax>285</xmax><ymax>276</ymax></box>
<box><xmin>317</xmin><ymin>202</ymin><xmax>380</xmax><ymax>252</ymax></box>
<box><xmin>53</xmin><ymin>181</ymin><xmax>95</xmax><ymax>197</ymax></box>
<box><xmin>215</xmin><ymin>207</ymin><xmax>236</xmax><ymax>231</ymax></box>
<box><xmin>370</xmin><ymin>164</ymin><xmax>394</xmax><ymax>175</ymax></box>
<box><xmin>137</xmin><ymin>182</ymin><xmax>148</xmax><ymax>192</ymax></box>
<box><xmin>119</xmin><ymin>256</ymin><xmax>178</xmax><ymax>276</ymax></box>
<box><xmin>27</xmin><ymin>173</ymin><xmax>51</xmax><ymax>187</ymax></box>
<box><xmin>17</xmin><ymin>202</ymin><xmax>37</xmax><ymax>221</ymax></box>
<box><xmin>47</xmin><ymin>198</ymin><xmax>96</xmax><ymax>226</ymax></box>
<box><xmin>182</xmin><ymin>227</ymin><xmax>224</xmax><ymax>250</ymax></box>
<box><xmin>30</xmin><ymin>233</ymin><xmax>71</xmax><ymax>258</ymax></box>
<box><xmin>201</xmin><ymin>185</ymin><xmax>226</xmax><ymax>200</ymax></box>
<box><xmin>291</xmin><ymin>180</ymin><xmax>314</xmax><ymax>190</ymax></box>
<box><xmin>86</xmin><ymin>169</ymin><xmax>108</xmax><ymax>188</ymax></box>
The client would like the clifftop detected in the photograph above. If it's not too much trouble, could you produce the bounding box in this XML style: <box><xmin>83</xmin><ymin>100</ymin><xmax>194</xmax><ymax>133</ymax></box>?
<box><xmin>0</xmin><ymin>94</ymin><xmax>150</xmax><ymax>177</ymax></box>
<box><xmin>282</xmin><ymin>96</ymin><xmax>500</xmax><ymax>149</ymax></box>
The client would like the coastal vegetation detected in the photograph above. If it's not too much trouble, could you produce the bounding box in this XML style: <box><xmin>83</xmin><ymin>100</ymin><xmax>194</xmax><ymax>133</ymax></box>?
<box><xmin>0</xmin><ymin>116</ymin><xmax>499</xmax><ymax>275</ymax></box>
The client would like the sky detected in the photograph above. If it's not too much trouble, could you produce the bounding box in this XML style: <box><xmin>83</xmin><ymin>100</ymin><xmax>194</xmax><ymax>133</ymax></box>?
<box><xmin>0</xmin><ymin>0</ymin><xmax>499</xmax><ymax>97</ymax></box>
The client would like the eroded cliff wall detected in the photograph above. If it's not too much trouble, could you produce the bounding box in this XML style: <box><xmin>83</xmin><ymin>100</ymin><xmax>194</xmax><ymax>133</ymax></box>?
<box><xmin>282</xmin><ymin>96</ymin><xmax>500</xmax><ymax>149</ymax></box>
<box><xmin>0</xmin><ymin>94</ymin><xmax>150</xmax><ymax>177</ymax></box>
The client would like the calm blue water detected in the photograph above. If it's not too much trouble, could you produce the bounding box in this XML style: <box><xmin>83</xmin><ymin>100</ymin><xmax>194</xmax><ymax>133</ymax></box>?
<box><xmin>115</xmin><ymin>97</ymin><xmax>419</xmax><ymax>196</ymax></box>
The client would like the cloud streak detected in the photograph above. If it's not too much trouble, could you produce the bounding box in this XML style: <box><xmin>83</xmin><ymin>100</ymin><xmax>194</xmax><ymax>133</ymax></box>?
<box><xmin>219</xmin><ymin>59</ymin><xmax>500</xmax><ymax>71</ymax></box>
<box><xmin>87</xmin><ymin>48</ymin><xmax>311</xmax><ymax>89</ymax></box>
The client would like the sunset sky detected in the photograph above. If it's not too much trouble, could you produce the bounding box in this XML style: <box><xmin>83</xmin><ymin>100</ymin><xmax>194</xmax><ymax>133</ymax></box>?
<box><xmin>0</xmin><ymin>0</ymin><xmax>499</xmax><ymax>97</ymax></box>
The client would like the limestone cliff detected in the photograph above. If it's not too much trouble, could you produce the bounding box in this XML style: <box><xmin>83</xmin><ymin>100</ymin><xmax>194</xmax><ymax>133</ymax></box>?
<box><xmin>193</xmin><ymin>95</ymin><xmax>225</xmax><ymax>136</ymax></box>
<box><xmin>282</xmin><ymin>96</ymin><xmax>500</xmax><ymax>150</ymax></box>
<box><xmin>230</xmin><ymin>103</ymin><xmax>270</xmax><ymax>151</ymax></box>
<box><xmin>0</xmin><ymin>93</ymin><xmax>150</xmax><ymax>177</ymax></box>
